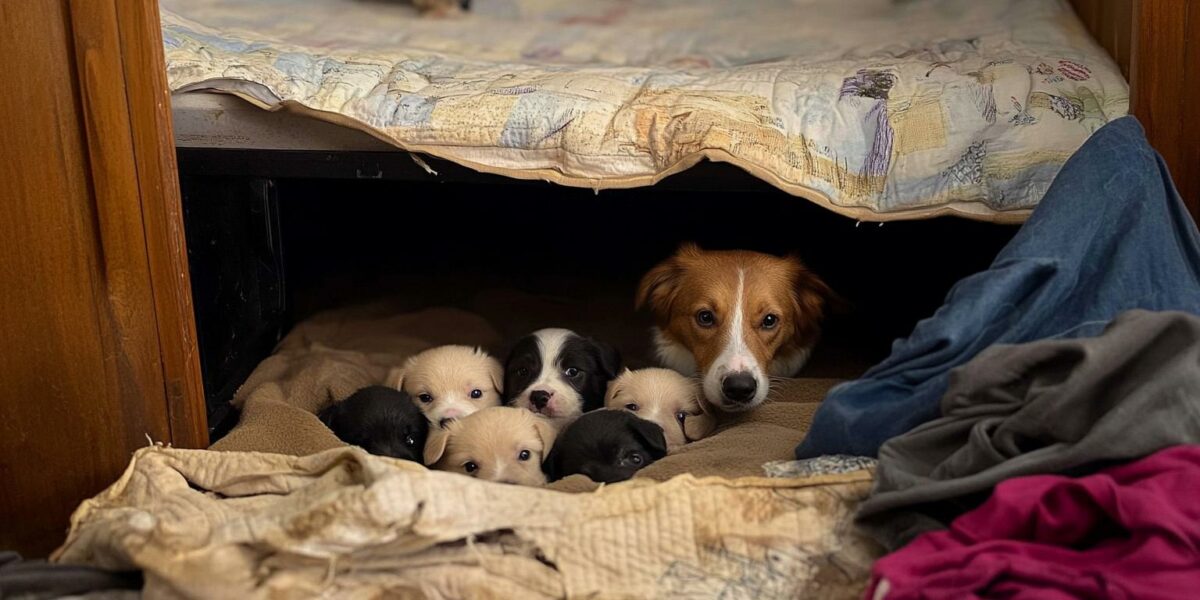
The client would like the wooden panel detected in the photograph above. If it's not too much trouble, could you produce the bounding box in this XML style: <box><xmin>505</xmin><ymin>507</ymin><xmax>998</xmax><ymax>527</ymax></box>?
<box><xmin>0</xmin><ymin>0</ymin><xmax>204</xmax><ymax>557</ymax></box>
<box><xmin>1070</xmin><ymin>0</ymin><xmax>1134</xmax><ymax>78</ymax></box>
<box><xmin>1131</xmin><ymin>0</ymin><xmax>1199</xmax><ymax>223</ymax></box>
<box><xmin>115</xmin><ymin>0</ymin><xmax>208</xmax><ymax>449</ymax></box>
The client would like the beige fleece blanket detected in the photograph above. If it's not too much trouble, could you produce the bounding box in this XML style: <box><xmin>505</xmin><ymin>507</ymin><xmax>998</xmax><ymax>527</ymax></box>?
<box><xmin>54</xmin><ymin>303</ymin><xmax>880</xmax><ymax>597</ymax></box>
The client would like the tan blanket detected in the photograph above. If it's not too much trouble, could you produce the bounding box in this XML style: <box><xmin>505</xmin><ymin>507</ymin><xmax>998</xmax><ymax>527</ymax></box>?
<box><xmin>55</xmin><ymin>447</ymin><xmax>877</xmax><ymax>598</ymax></box>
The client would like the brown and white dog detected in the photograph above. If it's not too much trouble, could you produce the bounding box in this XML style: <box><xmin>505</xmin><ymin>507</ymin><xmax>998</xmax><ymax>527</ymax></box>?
<box><xmin>636</xmin><ymin>243</ymin><xmax>833</xmax><ymax>412</ymax></box>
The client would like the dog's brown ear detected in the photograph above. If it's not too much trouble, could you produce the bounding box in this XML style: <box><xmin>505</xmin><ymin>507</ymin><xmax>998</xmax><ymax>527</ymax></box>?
<box><xmin>423</xmin><ymin>427</ymin><xmax>450</xmax><ymax>466</ymax></box>
<box><xmin>786</xmin><ymin>257</ymin><xmax>839</xmax><ymax>347</ymax></box>
<box><xmin>636</xmin><ymin>244</ymin><xmax>700</xmax><ymax>318</ymax></box>
<box><xmin>532</xmin><ymin>416</ymin><xmax>557</xmax><ymax>456</ymax></box>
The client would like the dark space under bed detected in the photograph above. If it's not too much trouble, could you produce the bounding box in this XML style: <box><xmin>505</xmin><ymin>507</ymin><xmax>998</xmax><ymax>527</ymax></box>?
<box><xmin>179</xmin><ymin>153</ymin><xmax>1017</xmax><ymax>441</ymax></box>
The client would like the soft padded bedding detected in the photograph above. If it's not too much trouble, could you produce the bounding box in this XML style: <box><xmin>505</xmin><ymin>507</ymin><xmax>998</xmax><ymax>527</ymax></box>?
<box><xmin>162</xmin><ymin>0</ymin><xmax>1127</xmax><ymax>222</ymax></box>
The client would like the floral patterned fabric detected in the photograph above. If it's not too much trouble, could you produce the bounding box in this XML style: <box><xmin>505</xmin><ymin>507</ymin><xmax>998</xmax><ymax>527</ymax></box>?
<box><xmin>163</xmin><ymin>0</ymin><xmax>1128</xmax><ymax>221</ymax></box>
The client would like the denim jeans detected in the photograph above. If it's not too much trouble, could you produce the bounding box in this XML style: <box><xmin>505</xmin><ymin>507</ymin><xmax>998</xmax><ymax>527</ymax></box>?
<box><xmin>796</xmin><ymin>116</ymin><xmax>1200</xmax><ymax>458</ymax></box>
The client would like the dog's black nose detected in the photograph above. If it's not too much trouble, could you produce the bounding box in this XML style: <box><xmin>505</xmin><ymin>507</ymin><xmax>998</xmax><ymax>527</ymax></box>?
<box><xmin>530</xmin><ymin>390</ymin><xmax>551</xmax><ymax>409</ymax></box>
<box><xmin>721</xmin><ymin>373</ymin><xmax>758</xmax><ymax>403</ymax></box>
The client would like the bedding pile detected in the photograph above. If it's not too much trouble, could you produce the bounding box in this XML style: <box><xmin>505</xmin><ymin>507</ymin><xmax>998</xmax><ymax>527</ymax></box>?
<box><xmin>161</xmin><ymin>0</ymin><xmax>1128</xmax><ymax>221</ymax></box>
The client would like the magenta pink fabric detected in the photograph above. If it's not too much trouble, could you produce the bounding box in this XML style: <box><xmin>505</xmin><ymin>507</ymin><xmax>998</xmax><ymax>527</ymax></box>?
<box><xmin>867</xmin><ymin>445</ymin><xmax>1200</xmax><ymax>600</ymax></box>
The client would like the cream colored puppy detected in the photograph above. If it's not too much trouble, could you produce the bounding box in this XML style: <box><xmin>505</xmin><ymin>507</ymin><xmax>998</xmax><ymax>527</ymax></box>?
<box><xmin>390</xmin><ymin>345</ymin><xmax>503</xmax><ymax>428</ymax></box>
<box><xmin>605</xmin><ymin>368</ymin><xmax>717</xmax><ymax>451</ymax></box>
<box><xmin>424</xmin><ymin>406</ymin><xmax>556</xmax><ymax>486</ymax></box>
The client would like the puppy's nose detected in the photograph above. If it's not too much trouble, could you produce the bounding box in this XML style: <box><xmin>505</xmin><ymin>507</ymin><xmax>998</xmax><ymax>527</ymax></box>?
<box><xmin>721</xmin><ymin>373</ymin><xmax>758</xmax><ymax>403</ymax></box>
<box><xmin>530</xmin><ymin>390</ymin><xmax>552</xmax><ymax>409</ymax></box>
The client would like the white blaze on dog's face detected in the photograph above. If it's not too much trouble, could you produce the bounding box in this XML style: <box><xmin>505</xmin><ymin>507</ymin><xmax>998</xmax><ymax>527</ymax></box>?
<box><xmin>503</xmin><ymin>328</ymin><xmax>622</xmax><ymax>427</ymax></box>
<box><xmin>424</xmin><ymin>406</ymin><xmax>556</xmax><ymax>487</ymax></box>
<box><xmin>390</xmin><ymin>345</ymin><xmax>503</xmax><ymax>428</ymax></box>
<box><xmin>636</xmin><ymin>244</ymin><xmax>832</xmax><ymax>412</ymax></box>
<box><xmin>605</xmin><ymin>368</ymin><xmax>716</xmax><ymax>451</ymax></box>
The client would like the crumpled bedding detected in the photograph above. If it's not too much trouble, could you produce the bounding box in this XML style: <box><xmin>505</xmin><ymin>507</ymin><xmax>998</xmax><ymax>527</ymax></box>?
<box><xmin>53</xmin><ymin>447</ymin><xmax>878</xmax><ymax>598</ymax></box>
<box><xmin>161</xmin><ymin>0</ymin><xmax>1128</xmax><ymax>222</ymax></box>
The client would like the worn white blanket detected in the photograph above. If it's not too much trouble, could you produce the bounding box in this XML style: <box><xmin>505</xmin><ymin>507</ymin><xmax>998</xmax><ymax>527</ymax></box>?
<box><xmin>162</xmin><ymin>0</ymin><xmax>1128</xmax><ymax>222</ymax></box>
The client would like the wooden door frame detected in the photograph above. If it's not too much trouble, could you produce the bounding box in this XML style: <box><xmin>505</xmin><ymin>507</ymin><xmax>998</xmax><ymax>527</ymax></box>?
<box><xmin>112</xmin><ymin>0</ymin><xmax>208</xmax><ymax>448</ymax></box>
<box><xmin>1071</xmin><ymin>0</ymin><xmax>1199</xmax><ymax>223</ymax></box>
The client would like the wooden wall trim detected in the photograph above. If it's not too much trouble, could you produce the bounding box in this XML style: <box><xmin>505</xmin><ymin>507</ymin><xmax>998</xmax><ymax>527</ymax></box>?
<box><xmin>114</xmin><ymin>0</ymin><xmax>208</xmax><ymax>449</ymax></box>
<box><xmin>0</xmin><ymin>0</ymin><xmax>204</xmax><ymax>556</ymax></box>
<box><xmin>1130</xmin><ymin>0</ymin><xmax>1199</xmax><ymax>223</ymax></box>
<box><xmin>1072</xmin><ymin>0</ymin><xmax>1198</xmax><ymax>222</ymax></box>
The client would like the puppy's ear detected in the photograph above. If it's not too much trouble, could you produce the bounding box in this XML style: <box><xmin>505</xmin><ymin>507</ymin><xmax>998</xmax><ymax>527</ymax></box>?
<box><xmin>636</xmin><ymin>244</ymin><xmax>700</xmax><ymax>319</ymax></box>
<box><xmin>484</xmin><ymin>352</ymin><xmax>504</xmax><ymax>395</ymax></box>
<box><xmin>592</xmin><ymin>339</ymin><xmax>623</xmax><ymax>381</ymax></box>
<box><xmin>629</xmin><ymin>417</ymin><xmax>669</xmax><ymax>460</ymax></box>
<box><xmin>385</xmin><ymin>365</ymin><xmax>406</xmax><ymax>390</ymax></box>
<box><xmin>317</xmin><ymin>401</ymin><xmax>340</xmax><ymax>429</ymax></box>
<box><xmin>604</xmin><ymin>369</ymin><xmax>632</xmax><ymax>405</ymax></box>
<box><xmin>541</xmin><ymin>444</ymin><xmax>561</xmax><ymax>482</ymax></box>
<box><xmin>423</xmin><ymin>427</ymin><xmax>450</xmax><ymax>466</ymax></box>
<box><xmin>532</xmin><ymin>416</ymin><xmax>557</xmax><ymax>456</ymax></box>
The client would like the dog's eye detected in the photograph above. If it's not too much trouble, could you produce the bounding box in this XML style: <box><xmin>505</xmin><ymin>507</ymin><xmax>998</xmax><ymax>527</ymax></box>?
<box><xmin>470</xmin><ymin>389</ymin><xmax>483</xmax><ymax>399</ymax></box>
<box><xmin>761</xmin><ymin>314</ymin><xmax>779</xmax><ymax>329</ymax></box>
<box><xmin>518</xmin><ymin>449</ymin><xmax>532</xmax><ymax>461</ymax></box>
<box><xmin>463</xmin><ymin>461</ymin><xmax>479</xmax><ymax>474</ymax></box>
<box><xmin>675</xmin><ymin>410</ymin><xmax>688</xmax><ymax>424</ymax></box>
<box><xmin>418</xmin><ymin>393</ymin><xmax>433</xmax><ymax>403</ymax></box>
<box><xmin>629</xmin><ymin>453</ymin><xmax>644</xmax><ymax>466</ymax></box>
<box><xmin>405</xmin><ymin>434</ymin><xmax>417</xmax><ymax>447</ymax></box>
<box><xmin>625</xmin><ymin>403</ymin><xmax>639</xmax><ymax>412</ymax></box>
<box><xmin>695</xmin><ymin>310</ymin><xmax>716</xmax><ymax>327</ymax></box>
<box><xmin>517</xmin><ymin>367</ymin><xmax>529</xmax><ymax>378</ymax></box>
<box><xmin>564</xmin><ymin>367</ymin><xmax>580</xmax><ymax>377</ymax></box>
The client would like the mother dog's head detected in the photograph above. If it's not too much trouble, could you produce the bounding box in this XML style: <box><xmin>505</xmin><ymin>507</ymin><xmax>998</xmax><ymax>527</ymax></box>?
<box><xmin>636</xmin><ymin>243</ymin><xmax>833</xmax><ymax>412</ymax></box>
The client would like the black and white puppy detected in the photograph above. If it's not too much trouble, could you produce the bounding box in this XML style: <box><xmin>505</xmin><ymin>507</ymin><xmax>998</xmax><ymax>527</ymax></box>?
<box><xmin>319</xmin><ymin>386</ymin><xmax>429</xmax><ymax>463</ymax></box>
<box><xmin>543</xmin><ymin>409</ymin><xmax>668</xmax><ymax>483</ymax></box>
<box><xmin>503</xmin><ymin>328</ymin><xmax>623</xmax><ymax>426</ymax></box>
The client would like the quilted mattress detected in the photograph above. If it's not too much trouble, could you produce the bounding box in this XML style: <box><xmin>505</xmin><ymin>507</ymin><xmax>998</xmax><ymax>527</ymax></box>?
<box><xmin>162</xmin><ymin>0</ymin><xmax>1128</xmax><ymax>222</ymax></box>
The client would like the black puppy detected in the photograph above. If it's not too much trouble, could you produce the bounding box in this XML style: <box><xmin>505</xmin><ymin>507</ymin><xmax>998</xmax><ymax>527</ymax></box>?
<box><xmin>503</xmin><ymin>328</ymin><xmax>623</xmax><ymax>424</ymax></box>
<box><xmin>544</xmin><ymin>410</ymin><xmax>668</xmax><ymax>483</ymax></box>
<box><xmin>318</xmin><ymin>386</ymin><xmax>428</xmax><ymax>462</ymax></box>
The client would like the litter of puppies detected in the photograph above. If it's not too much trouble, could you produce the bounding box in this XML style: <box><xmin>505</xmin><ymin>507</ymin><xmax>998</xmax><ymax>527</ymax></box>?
<box><xmin>316</xmin><ymin>245</ymin><xmax>833</xmax><ymax>486</ymax></box>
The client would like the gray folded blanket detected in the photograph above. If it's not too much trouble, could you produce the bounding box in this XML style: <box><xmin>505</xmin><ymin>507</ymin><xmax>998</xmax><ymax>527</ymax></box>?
<box><xmin>857</xmin><ymin>310</ymin><xmax>1200</xmax><ymax>550</ymax></box>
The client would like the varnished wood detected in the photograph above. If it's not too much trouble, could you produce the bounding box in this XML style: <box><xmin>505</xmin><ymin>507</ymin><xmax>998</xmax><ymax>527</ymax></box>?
<box><xmin>0</xmin><ymin>0</ymin><xmax>204</xmax><ymax>557</ymax></box>
<box><xmin>1070</xmin><ymin>0</ymin><xmax>1134</xmax><ymax>78</ymax></box>
<box><xmin>1071</xmin><ymin>0</ymin><xmax>1198</xmax><ymax>222</ymax></box>
<box><xmin>115</xmin><ymin>0</ymin><xmax>208</xmax><ymax>449</ymax></box>
<box><xmin>1131</xmin><ymin>0</ymin><xmax>1199</xmax><ymax>223</ymax></box>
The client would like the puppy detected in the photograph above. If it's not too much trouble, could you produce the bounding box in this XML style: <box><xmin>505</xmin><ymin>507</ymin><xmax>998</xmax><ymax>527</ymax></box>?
<box><xmin>425</xmin><ymin>406</ymin><xmax>556</xmax><ymax>486</ymax></box>
<box><xmin>390</xmin><ymin>345</ymin><xmax>503</xmax><ymax>428</ymax></box>
<box><xmin>637</xmin><ymin>243</ymin><xmax>834</xmax><ymax>412</ymax></box>
<box><xmin>605</xmin><ymin>368</ymin><xmax>716</xmax><ymax>452</ymax></box>
<box><xmin>319</xmin><ymin>386</ymin><xmax>429</xmax><ymax>462</ymax></box>
<box><xmin>503</xmin><ymin>328</ymin><xmax>623</xmax><ymax>426</ymax></box>
<box><xmin>543</xmin><ymin>410</ymin><xmax>668</xmax><ymax>484</ymax></box>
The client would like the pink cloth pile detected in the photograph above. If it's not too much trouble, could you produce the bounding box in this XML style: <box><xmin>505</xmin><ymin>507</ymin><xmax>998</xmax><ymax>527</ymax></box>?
<box><xmin>869</xmin><ymin>445</ymin><xmax>1200</xmax><ymax>599</ymax></box>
